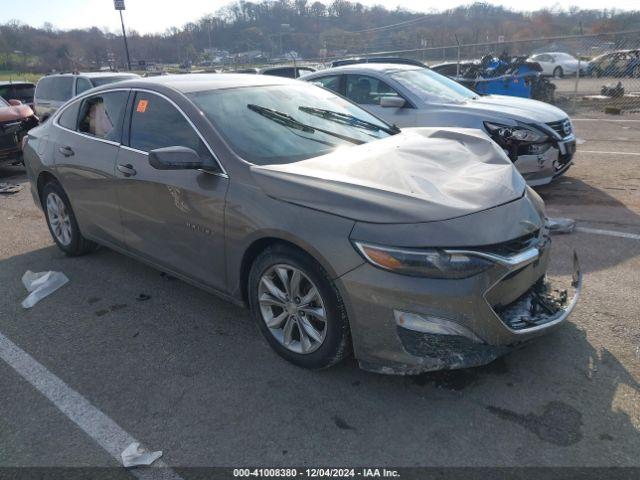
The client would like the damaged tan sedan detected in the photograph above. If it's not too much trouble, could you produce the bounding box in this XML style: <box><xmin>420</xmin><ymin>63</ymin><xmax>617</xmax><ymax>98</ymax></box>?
<box><xmin>22</xmin><ymin>74</ymin><xmax>581</xmax><ymax>374</ymax></box>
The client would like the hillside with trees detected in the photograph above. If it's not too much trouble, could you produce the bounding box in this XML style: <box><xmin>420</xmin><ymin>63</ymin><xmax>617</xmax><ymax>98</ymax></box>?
<box><xmin>1</xmin><ymin>1</ymin><xmax>639</xmax><ymax>72</ymax></box>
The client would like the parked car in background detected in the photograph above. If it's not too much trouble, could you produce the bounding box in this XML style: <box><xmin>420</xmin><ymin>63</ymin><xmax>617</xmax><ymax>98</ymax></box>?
<box><xmin>0</xmin><ymin>81</ymin><xmax>36</xmax><ymax>109</ymax></box>
<box><xmin>0</xmin><ymin>95</ymin><xmax>38</xmax><ymax>165</ymax></box>
<box><xmin>528</xmin><ymin>52</ymin><xmax>582</xmax><ymax>78</ymax></box>
<box><xmin>34</xmin><ymin>72</ymin><xmax>140</xmax><ymax>121</ymax></box>
<box><xmin>22</xmin><ymin>74</ymin><xmax>580</xmax><ymax>374</ymax></box>
<box><xmin>430</xmin><ymin>61</ymin><xmax>477</xmax><ymax>77</ymax></box>
<box><xmin>431</xmin><ymin>56</ymin><xmax>555</xmax><ymax>102</ymax></box>
<box><xmin>329</xmin><ymin>57</ymin><xmax>427</xmax><ymax>68</ymax></box>
<box><xmin>586</xmin><ymin>49</ymin><xmax>640</xmax><ymax>78</ymax></box>
<box><xmin>234</xmin><ymin>66</ymin><xmax>316</xmax><ymax>78</ymax></box>
<box><xmin>302</xmin><ymin>63</ymin><xmax>576</xmax><ymax>186</ymax></box>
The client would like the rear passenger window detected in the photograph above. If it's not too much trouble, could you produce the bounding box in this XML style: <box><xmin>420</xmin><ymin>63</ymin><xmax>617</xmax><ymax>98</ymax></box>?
<box><xmin>78</xmin><ymin>91</ymin><xmax>127</xmax><ymax>142</ymax></box>
<box><xmin>129</xmin><ymin>93</ymin><xmax>211</xmax><ymax>159</ymax></box>
<box><xmin>37</xmin><ymin>77</ymin><xmax>74</xmax><ymax>102</ymax></box>
<box><xmin>57</xmin><ymin>101</ymin><xmax>80</xmax><ymax>130</ymax></box>
<box><xmin>76</xmin><ymin>77</ymin><xmax>93</xmax><ymax>95</ymax></box>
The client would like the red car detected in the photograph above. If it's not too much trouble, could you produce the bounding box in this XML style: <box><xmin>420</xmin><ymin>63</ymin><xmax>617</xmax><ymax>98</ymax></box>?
<box><xmin>0</xmin><ymin>96</ymin><xmax>38</xmax><ymax>165</ymax></box>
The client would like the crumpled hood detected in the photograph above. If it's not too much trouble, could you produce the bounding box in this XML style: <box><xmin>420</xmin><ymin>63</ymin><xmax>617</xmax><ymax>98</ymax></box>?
<box><xmin>0</xmin><ymin>104</ymin><xmax>34</xmax><ymax>123</ymax></box>
<box><xmin>250</xmin><ymin>127</ymin><xmax>526</xmax><ymax>224</ymax></box>
<box><xmin>459</xmin><ymin>95</ymin><xmax>567</xmax><ymax>124</ymax></box>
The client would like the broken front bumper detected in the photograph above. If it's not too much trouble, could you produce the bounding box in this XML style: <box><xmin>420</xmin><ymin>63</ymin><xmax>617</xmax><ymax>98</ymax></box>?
<box><xmin>337</xmin><ymin>242</ymin><xmax>582</xmax><ymax>375</ymax></box>
<box><xmin>516</xmin><ymin>137</ymin><xmax>576</xmax><ymax>187</ymax></box>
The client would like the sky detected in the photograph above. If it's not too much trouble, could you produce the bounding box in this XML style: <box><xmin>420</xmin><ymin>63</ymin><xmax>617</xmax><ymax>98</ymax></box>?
<box><xmin>1</xmin><ymin>0</ymin><xmax>638</xmax><ymax>34</ymax></box>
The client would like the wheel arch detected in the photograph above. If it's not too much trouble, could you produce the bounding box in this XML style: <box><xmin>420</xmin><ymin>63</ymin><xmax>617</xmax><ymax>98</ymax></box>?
<box><xmin>237</xmin><ymin>233</ymin><xmax>340</xmax><ymax>305</ymax></box>
<box><xmin>36</xmin><ymin>170</ymin><xmax>59</xmax><ymax>206</ymax></box>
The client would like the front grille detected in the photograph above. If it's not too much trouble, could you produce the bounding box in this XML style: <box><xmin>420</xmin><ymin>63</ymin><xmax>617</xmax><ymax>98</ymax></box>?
<box><xmin>470</xmin><ymin>230</ymin><xmax>540</xmax><ymax>257</ymax></box>
<box><xmin>0</xmin><ymin>132</ymin><xmax>19</xmax><ymax>150</ymax></box>
<box><xmin>546</xmin><ymin>118</ymin><xmax>572</xmax><ymax>138</ymax></box>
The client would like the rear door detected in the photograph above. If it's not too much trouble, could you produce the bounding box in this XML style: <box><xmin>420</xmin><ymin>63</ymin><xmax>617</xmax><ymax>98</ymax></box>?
<box><xmin>344</xmin><ymin>74</ymin><xmax>416</xmax><ymax>127</ymax></box>
<box><xmin>52</xmin><ymin>90</ymin><xmax>129</xmax><ymax>246</ymax></box>
<box><xmin>114</xmin><ymin>90</ymin><xmax>229</xmax><ymax>291</ymax></box>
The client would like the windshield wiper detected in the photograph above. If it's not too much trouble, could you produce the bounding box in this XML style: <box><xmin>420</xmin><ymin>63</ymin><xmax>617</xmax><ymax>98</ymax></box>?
<box><xmin>247</xmin><ymin>104</ymin><xmax>364</xmax><ymax>145</ymax></box>
<box><xmin>298</xmin><ymin>106</ymin><xmax>400</xmax><ymax>135</ymax></box>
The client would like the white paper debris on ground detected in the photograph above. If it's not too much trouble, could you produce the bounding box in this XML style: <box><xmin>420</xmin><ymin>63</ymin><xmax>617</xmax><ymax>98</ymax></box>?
<box><xmin>0</xmin><ymin>182</ymin><xmax>23</xmax><ymax>194</ymax></box>
<box><xmin>548</xmin><ymin>217</ymin><xmax>576</xmax><ymax>235</ymax></box>
<box><xmin>21</xmin><ymin>270</ymin><xmax>69</xmax><ymax>309</ymax></box>
<box><xmin>121</xmin><ymin>442</ymin><xmax>163</xmax><ymax>468</ymax></box>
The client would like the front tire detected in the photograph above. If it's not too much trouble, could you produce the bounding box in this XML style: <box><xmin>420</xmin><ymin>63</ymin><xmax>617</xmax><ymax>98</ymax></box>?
<box><xmin>553</xmin><ymin>66</ymin><xmax>564</xmax><ymax>78</ymax></box>
<box><xmin>248</xmin><ymin>244</ymin><xmax>351</xmax><ymax>370</ymax></box>
<box><xmin>42</xmin><ymin>181</ymin><xmax>97</xmax><ymax>256</ymax></box>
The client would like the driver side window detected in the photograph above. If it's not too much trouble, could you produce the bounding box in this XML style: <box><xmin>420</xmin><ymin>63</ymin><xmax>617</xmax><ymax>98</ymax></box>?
<box><xmin>345</xmin><ymin>74</ymin><xmax>402</xmax><ymax>106</ymax></box>
<box><xmin>128</xmin><ymin>92</ymin><xmax>212</xmax><ymax>161</ymax></box>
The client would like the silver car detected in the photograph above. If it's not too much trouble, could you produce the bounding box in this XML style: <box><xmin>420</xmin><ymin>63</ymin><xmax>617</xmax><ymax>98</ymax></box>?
<box><xmin>34</xmin><ymin>72</ymin><xmax>140</xmax><ymax>121</ymax></box>
<box><xmin>23</xmin><ymin>74</ymin><xmax>581</xmax><ymax>374</ymax></box>
<box><xmin>302</xmin><ymin>64</ymin><xmax>577</xmax><ymax>186</ymax></box>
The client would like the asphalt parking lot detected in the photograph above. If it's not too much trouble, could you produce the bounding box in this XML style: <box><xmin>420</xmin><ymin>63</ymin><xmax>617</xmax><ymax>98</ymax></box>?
<box><xmin>0</xmin><ymin>117</ymin><xmax>639</xmax><ymax>474</ymax></box>
<box><xmin>552</xmin><ymin>76</ymin><xmax>640</xmax><ymax>96</ymax></box>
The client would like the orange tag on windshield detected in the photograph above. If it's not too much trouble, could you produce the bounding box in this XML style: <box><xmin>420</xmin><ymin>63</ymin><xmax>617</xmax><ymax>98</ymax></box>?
<box><xmin>136</xmin><ymin>99</ymin><xmax>148</xmax><ymax>113</ymax></box>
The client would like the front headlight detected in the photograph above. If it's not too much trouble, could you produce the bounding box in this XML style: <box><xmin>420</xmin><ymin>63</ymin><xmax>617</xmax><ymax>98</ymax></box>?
<box><xmin>484</xmin><ymin>122</ymin><xmax>548</xmax><ymax>144</ymax></box>
<box><xmin>353</xmin><ymin>242</ymin><xmax>493</xmax><ymax>279</ymax></box>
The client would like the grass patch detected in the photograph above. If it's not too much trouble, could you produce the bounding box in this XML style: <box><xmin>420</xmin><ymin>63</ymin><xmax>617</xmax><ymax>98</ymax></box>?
<box><xmin>0</xmin><ymin>71</ymin><xmax>42</xmax><ymax>83</ymax></box>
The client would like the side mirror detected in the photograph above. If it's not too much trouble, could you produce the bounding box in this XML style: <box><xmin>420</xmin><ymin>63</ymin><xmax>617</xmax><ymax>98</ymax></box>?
<box><xmin>149</xmin><ymin>146</ymin><xmax>203</xmax><ymax>170</ymax></box>
<box><xmin>380</xmin><ymin>96</ymin><xmax>406</xmax><ymax>108</ymax></box>
<box><xmin>8</xmin><ymin>99</ymin><xmax>22</xmax><ymax>106</ymax></box>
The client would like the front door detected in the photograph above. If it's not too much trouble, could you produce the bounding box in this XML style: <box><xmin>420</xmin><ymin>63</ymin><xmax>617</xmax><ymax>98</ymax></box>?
<box><xmin>114</xmin><ymin>91</ymin><xmax>229</xmax><ymax>292</ymax></box>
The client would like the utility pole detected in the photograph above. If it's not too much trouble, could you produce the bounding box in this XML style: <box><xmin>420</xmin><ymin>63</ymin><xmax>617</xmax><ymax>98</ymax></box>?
<box><xmin>114</xmin><ymin>0</ymin><xmax>132</xmax><ymax>71</ymax></box>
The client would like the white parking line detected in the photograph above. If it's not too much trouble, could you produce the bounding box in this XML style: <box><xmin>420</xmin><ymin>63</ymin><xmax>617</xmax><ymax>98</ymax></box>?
<box><xmin>576</xmin><ymin>227</ymin><xmax>640</xmax><ymax>241</ymax></box>
<box><xmin>579</xmin><ymin>150</ymin><xmax>640</xmax><ymax>156</ymax></box>
<box><xmin>0</xmin><ymin>331</ymin><xmax>184</xmax><ymax>480</ymax></box>
<box><xmin>573</xmin><ymin>118</ymin><xmax>640</xmax><ymax>123</ymax></box>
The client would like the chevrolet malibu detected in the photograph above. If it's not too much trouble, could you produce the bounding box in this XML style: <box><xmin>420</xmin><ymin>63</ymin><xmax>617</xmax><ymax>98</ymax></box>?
<box><xmin>23</xmin><ymin>75</ymin><xmax>581</xmax><ymax>374</ymax></box>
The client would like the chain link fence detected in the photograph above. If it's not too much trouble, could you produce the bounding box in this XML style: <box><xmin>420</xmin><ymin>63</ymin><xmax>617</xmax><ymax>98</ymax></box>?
<box><xmin>309</xmin><ymin>30</ymin><xmax>640</xmax><ymax>116</ymax></box>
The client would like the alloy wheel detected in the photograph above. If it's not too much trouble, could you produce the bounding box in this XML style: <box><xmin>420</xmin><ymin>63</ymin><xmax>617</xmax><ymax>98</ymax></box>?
<box><xmin>258</xmin><ymin>264</ymin><xmax>327</xmax><ymax>354</ymax></box>
<box><xmin>46</xmin><ymin>192</ymin><xmax>72</xmax><ymax>246</ymax></box>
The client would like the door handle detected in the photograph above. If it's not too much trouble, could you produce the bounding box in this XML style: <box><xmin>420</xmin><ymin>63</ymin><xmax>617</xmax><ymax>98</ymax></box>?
<box><xmin>58</xmin><ymin>145</ymin><xmax>74</xmax><ymax>157</ymax></box>
<box><xmin>117</xmin><ymin>163</ymin><xmax>137</xmax><ymax>177</ymax></box>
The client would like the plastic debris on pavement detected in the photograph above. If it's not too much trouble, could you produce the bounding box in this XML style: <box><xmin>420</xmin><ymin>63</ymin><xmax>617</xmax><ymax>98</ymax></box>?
<box><xmin>0</xmin><ymin>183</ymin><xmax>22</xmax><ymax>194</ymax></box>
<box><xmin>548</xmin><ymin>217</ymin><xmax>576</xmax><ymax>235</ymax></box>
<box><xmin>121</xmin><ymin>442</ymin><xmax>163</xmax><ymax>468</ymax></box>
<box><xmin>21</xmin><ymin>270</ymin><xmax>69</xmax><ymax>309</ymax></box>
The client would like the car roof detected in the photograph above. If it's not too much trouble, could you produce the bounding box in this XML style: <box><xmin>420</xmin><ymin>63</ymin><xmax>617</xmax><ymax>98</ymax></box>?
<box><xmin>310</xmin><ymin>63</ymin><xmax>423</xmax><ymax>75</ymax></box>
<box><xmin>42</xmin><ymin>72</ymin><xmax>139</xmax><ymax>79</ymax></box>
<box><xmin>90</xmin><ymin>73</ymin><xmax>301</xmax><ymax>94</ymax></box>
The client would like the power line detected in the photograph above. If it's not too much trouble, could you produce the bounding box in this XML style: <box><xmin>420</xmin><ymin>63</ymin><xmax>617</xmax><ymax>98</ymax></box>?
<box><xmin>346</xmin><ymin>14</ymin><xmax>432</xmax><ymax>34</ymax></box>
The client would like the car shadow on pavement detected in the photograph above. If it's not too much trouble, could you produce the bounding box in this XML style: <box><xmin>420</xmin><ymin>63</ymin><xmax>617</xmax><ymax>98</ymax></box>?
<box><xmin>535</xmin><ymin>175</ymin><xmax>640</xmax><ymax>227</ymax></box>
<box><xmin>0</xmin><ymin>243</ymin><xmax>638</xmax><ymax>465</ymax></box>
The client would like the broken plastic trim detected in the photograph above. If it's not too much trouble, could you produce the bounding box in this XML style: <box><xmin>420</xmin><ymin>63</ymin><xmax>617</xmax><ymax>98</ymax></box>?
<box><xmin>497</xmin><ymin>251</ymin><xmax>582</xmax><ymax>334</ymax></box>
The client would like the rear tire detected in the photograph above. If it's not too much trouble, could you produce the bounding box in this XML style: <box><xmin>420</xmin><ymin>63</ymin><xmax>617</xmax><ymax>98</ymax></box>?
<box><xmin>42</xmin><ymin>181</ymin><xmax>98</xmax><ymax>256</ymax></box>
<box><xmin>248</xmin><ymin>244</ymin><xmax>351</xmax><ymax>370</ymax></box>
<box><xmin>553</xmin><ymin>66</ymin><xmax>563</xmax><ymax>78</ymax></box>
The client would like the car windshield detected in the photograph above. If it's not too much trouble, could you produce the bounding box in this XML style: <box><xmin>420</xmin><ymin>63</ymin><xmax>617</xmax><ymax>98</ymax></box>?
<box><xmin>90</xmin><ymin>75</ymin><xmax>138</xmax><ymax>87</ymax></box>
<box><xmin>390</xmin><ymin>68</ymin><xmax>477</xmax><ymax>103</ymax></box>
<box><xmin>188</xmin><ymin>84</ymin><xmax>394</xmax><ymax>165</ymax></box>
<box><xmin>0</xmin><ymin>96</ymin><xmax>8</xmax><ymax>107</ymax></box>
